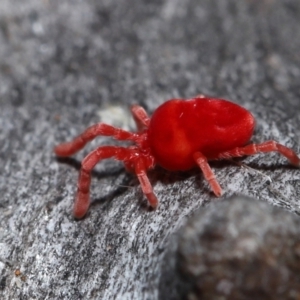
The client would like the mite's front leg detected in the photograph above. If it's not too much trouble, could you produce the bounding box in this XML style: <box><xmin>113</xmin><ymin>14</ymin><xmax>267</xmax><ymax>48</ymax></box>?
<box><xmin>134</xmin><ymin>159</ymin><xmax>158</xmax><ymax>208</ymax></box>
<box><xmin>73</xmin><ymin>146</ymin><xmax>129</xmax><ymax>218</ymax></box>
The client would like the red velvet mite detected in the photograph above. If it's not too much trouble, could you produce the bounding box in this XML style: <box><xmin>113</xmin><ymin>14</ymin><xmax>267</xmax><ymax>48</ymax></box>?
<box><xmin>54</xmin><ymin>96</ymin><xmax>300</xmax><ymax>218</ymax></box>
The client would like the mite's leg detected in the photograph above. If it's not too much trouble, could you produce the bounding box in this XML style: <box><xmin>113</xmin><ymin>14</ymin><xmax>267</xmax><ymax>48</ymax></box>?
<box><xmin>193</xmin><ymin>152</ymin><xmax>222</xmax><ymax>197</ymax></box>
<box><xmin>134</xmin><ymin>159</ymin><xmax>158</xmax><ymax>208</ymax></box>
<box><xmin>216</xmin><ymin>141</ymin><xmax>300</xmax><ymax>166</ymax></box>
<box><xmin>131</xmin><ymin>105</ymin><xmax>150</xmax><ymax>131</ymax></box>
<box><xmin>74</xmin><ymin>146</ymin><xmax>129</xmax><ymax>219</ymax></box>
<box><xmin>54</xmin><ymin>123</ymin><xmax>138</xmax><ymax>157</ymax></box>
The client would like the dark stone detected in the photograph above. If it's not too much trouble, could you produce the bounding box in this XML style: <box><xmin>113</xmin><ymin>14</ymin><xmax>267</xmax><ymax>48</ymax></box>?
<box><xmin>161</xmin><ymin>196</ymin><xmax>300</xmax><ymax>300</ymax></box>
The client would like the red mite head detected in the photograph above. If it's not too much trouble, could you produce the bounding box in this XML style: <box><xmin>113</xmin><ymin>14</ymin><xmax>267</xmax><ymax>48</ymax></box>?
<box><xmin>54</xmin><ymin>96</ymin><xmax>299</xmax><ymax>218</ymax></box>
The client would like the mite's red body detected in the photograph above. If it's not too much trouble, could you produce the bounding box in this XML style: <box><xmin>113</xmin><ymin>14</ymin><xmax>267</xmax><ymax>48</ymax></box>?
<box><xmin>54</xmin><ymin>97</ymin><xmax>299</xmax><ymax>218</ymax></box>
<box><xmin>148</xmin><ymin>98</ymin><xmax>255</xmax><ymax>170</ymax></box>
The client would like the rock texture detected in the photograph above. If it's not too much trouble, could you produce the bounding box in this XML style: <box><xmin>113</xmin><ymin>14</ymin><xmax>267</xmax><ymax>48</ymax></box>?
<box><xmin>0</xmin><ymin>0</ymin><xmax>300</xmax><ymax>299</ymax></box>
<box><xmin>160</xmin><ymin>196</ymin><xmax>300</xmax><ymax>299</ymax></box>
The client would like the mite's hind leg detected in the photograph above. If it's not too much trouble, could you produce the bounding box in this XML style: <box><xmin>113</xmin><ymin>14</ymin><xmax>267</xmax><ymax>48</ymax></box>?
<box><xmin>216</xmin><ymin>141</ymin><xmax>300</xmax><ymax>166</ymax></box>
<box><xmin>193</xmin><ymin>152</ymin><xmax>222</xmax><ymax>197</ymax></box>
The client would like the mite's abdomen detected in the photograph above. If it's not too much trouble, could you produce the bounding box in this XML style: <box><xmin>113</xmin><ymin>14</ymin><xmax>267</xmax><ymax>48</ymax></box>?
<box><xmin>148</xmin><ymin>98</ymin><xmax>255</xmax><ymax>171</ymax></box>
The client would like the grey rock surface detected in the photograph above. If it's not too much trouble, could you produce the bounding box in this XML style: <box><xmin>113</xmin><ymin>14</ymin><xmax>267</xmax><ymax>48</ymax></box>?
<box><xmin>0</xmin><ymin>0</ymin><xmax>300</xmax><ymax>299</ymax></box>
<box><xmin>160</xmin><ymin>196</ymin><xmax>300</xmax><ymax>300</ymax></box>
